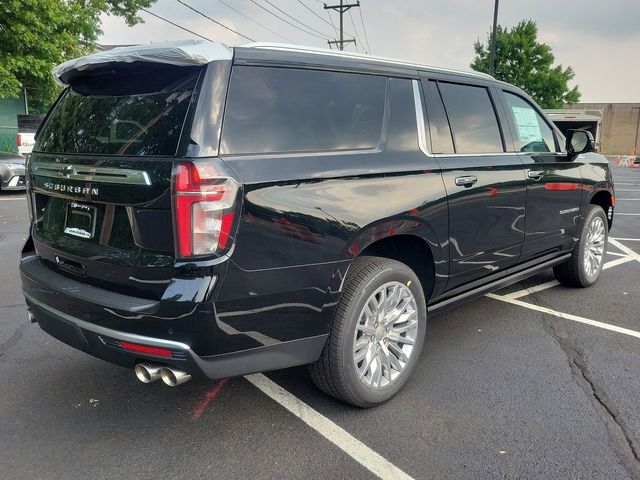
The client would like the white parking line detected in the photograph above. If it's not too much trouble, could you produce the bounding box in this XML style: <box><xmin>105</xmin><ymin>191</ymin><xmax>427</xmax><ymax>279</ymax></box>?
<box><xmin>611</xmin><ymin>237</ymin><xmax>640</xmax><ymax>241</ymax></box>
<box><xmin>245</xmin><ymin>373</ymin><xmax>415</xmax><ymax>480</ymax></box>
<box><xmin>609</xmin><ymin>238</ymin><xmax>640</xmax><ymax>262</ymax></box>
<box><xmin>615</xmin><ymin>189</ymin><xmax>640</xmax><ymax>192</ymax></box>
<box><xmin>0</xmin><ymin>197</ymin><xmax>25</xmax><ymax>201</ymax></box>
<box><xmin>486</xmin><ymin>294</ymin><xmax>640</xmax><ymax>339</ymax></box>
<box><xmin>615</xmin><ymin>213</ymin><xmax>640</xmax><ymax>216</ymax></box>
<box><xmin>602</xmin><ymin>255</ymin><xmax>637</xmax><ymax>269</ymax></box>
<box><xmin>501</xmin><ymin>255</ymin><xmax>635</xmax><ymax>300</ymax></box>
<box><xmin>615</xmin><ymin>198</ymin><xmax>640</xmax><ymax>201</ymax></box>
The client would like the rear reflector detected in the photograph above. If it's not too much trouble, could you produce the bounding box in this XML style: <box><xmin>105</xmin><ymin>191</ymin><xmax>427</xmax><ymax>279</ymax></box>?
<box><xmin>173</xmin><ymin>161</ymin><xmax>239</xmax><ymax>258</ymax></box>
<box><xmin>119</xmin><ymin>341</ymin><xmax>173</xmax><ymax>358</ymax></box>
<box><xmin>16</xmin><ymin>134</ymin><xmax>21</xmax><ymax>147</ymax></box>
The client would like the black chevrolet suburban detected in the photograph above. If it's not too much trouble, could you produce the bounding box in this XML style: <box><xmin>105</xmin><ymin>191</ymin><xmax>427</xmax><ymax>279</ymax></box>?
<box><xmin>20</xmin><ymin>41</ymin><xmax>614</xmax><ymax>407</ymax></box>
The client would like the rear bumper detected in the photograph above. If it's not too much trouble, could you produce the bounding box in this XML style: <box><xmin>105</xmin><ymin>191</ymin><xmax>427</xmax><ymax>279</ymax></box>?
<box><xmin>21</xmin><ymin>256</ymin><xmax>327</xmax><ymax>379</ymax></box>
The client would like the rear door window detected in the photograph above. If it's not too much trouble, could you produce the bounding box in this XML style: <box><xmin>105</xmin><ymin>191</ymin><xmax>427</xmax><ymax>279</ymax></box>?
<box><xmin>423</xmin><ymin>80</ymin><xmax>455</xmax><ymax>154</ymax></box>
<box><xmin>36</xmin><ymin>64</ymin><xmax>201</xmax><ymax>156</ymax></box>
<box><xmin>438</xmin><ymin>82</ymin><xmax>504</xmax><ymax>154</ymax></box>
<box><xmin>220</xmin><ymin>66</ymin><xmax>386</xmax><ymax>155</ymax></box>
<box><xmin>503</xmin><ymin>91</ymin><xmax>557</xmax><ymax>153</ymax></box>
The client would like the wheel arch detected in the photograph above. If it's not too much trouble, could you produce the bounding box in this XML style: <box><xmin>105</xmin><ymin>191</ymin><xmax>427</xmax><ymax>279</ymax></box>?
<box><xmin>340</xmin><ymin>219</ymin><xmax>445</xmax><ymax>302</ymax></box>
<box><xmin>588</xmin><ymin>189</ymin><xmax>613</xmax><ymax>229</ymax></box>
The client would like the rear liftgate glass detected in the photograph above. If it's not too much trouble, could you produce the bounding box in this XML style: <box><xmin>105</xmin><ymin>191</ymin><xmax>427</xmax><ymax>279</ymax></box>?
<box><xmin>29</xmin><ymin>63</ymin><xmax>205</xmax><ymax>298</ymax></box>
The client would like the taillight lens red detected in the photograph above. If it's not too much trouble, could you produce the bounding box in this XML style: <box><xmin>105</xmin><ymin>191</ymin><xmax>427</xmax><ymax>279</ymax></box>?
<box><xmin>119</xmin><ymin>341</ymin><xmax>173</xmax><ymax>357</ymax></box>
<box><xmin>173</xmin><ymin>162</ymin><xmax>239</xmax><ymax>258</ymax></box>
<box><xmin>16</xmin><ymin>134</ymin><xmax>21</xmax><ymax>147</ymax></box>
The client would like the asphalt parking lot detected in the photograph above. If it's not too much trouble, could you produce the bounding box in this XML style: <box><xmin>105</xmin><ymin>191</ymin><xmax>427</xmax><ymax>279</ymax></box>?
<box><xmin>1</xmin><ymin>163</ymin><xmax>639</xmax><ymax>480</ymax></box>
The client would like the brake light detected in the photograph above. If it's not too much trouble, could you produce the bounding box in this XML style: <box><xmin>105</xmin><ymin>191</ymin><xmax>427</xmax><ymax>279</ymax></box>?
<box><xmin>16</xmin><ymin>134</ymin><xmax>21</xmax><ymax>147</ymax></box>
<box><xmin>173</xmin><ymin>161</ymin><xmax>239</xmax><ymax>258</ymax></box>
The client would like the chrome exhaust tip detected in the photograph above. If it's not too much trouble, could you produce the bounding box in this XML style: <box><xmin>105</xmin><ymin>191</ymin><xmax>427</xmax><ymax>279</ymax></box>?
<box><xmin>160</xmin><ymin>367</ymin><xmax>191</xmax><ymax>387</ymax></box>
<box><xmin>27</xmin><ymin>308</ymin><xmax>36</xmax><ymax>323</ymax></box>
<box><xmin>134</xmin><ymin>363</ymin><xmax>163</xmax><ymax>383</ymax></box>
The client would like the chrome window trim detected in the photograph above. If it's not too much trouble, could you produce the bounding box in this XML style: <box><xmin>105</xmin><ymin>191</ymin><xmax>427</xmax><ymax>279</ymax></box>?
<box><xmin>437</xmin><ymin>152</ymin><xmax>520</xmax><ymax>157</ymax></box>
<box><xmin>32</xmin><ymin>162</ymin><xmax>151</xmax><ymax>186</ymax></box>
<box><xmin>221</xmin><ymin>146</ymin><xmax>383</xmax><ymax>161</ymax></box>
<box><xmin>412</xmin><ymin>80</ymin><xmax>432</xmax><ymax>157</ymax></box>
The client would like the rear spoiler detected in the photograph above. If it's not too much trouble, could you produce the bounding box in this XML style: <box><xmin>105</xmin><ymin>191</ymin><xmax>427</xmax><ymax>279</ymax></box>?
<box><xmin>53</xmin><ymin>40</ymin><xmax>233</xmax><ymax>86</ymax></box>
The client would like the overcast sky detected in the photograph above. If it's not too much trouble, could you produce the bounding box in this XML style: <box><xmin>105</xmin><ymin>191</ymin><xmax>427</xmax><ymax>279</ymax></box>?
<box><xmin>99</xmin><ymin>0</ymin><xmax>640</xmax><ymax>103</ymax></box>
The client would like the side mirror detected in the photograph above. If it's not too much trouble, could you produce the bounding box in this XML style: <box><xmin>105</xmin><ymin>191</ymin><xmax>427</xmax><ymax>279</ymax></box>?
<box><xmin>566</xmin><ymin>129</ymin><xmax>595</xmax><ymax>156</ymax></box>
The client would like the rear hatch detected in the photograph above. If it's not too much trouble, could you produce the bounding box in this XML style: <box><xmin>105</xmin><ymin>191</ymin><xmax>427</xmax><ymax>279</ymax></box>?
<box><xmin>28</xmin><ymin>63</ymin><xmax>203</xmax><ymax>299</ymax></box>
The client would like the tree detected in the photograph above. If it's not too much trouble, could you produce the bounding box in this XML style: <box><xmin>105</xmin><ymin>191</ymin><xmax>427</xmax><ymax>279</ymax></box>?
<box><xmin>0</xmin><ymin>0</ymin><xmax>154</xmax><ymax>113</ymax></box>
<box><xmin>471</xmin><ymin>20</ymin><xmax>580</xmax><ymax>108</ymax></box>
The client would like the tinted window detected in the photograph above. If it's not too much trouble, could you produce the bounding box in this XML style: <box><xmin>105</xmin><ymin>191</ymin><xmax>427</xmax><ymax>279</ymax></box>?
<box><xmin>438</xmin><ymin>82</ymin><xmax>504</xmax><ymax>153</ymax></box>
<box><xmin>386</xmin><ymin>78</ymin><xmax>419</xmax><ymax>152</ymax></box>
<box><xmin>503</xmin><ymin>92</ymin><xmax>556</xmax><ymax>153</ymax></box>
<box><xmin>37</xmin><ymin>66</ymin><xmax>200</xmax><ymax>156</ymax></box>
<box><xmin>424</xmin><ymin>80</ymin><xmax>454</xmax><ymax>154</ymax></box>
<box><xmin>221</xmin><ymin>66</ymin><xmax>386</xmax><ymax>155</ymax></box>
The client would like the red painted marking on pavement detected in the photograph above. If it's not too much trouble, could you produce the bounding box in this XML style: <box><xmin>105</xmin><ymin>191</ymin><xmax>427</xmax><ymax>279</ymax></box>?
<box><xmin>192</xmin><ymin>378</ymin><xmax>228</xmax><ymax>419</ymax></box>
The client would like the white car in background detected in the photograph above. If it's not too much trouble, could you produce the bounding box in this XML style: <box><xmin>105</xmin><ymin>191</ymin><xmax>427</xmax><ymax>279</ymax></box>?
<box><xmin>17</xmin><ymin>132</ymin><xmax>36</xmax><ymax>155</ymax></box>
<box><xmin>16</xmin><ymin>114</ymin><xmax>45</xmax><ymax>156</ymax></box>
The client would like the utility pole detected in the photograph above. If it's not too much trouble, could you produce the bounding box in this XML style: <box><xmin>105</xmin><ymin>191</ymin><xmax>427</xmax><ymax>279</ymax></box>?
<box><xmin>489</xmin><ymin>0</ymin><xmax>499</xmax><ymax>76</ymax></box>
<box><xmin>633</xmin><ymin>106</ymin><xmax>640</xmax><ymax>156</ymax></box>
<box><xmin>23</xmin><ymin>86</ymin><xmax>29</xmax><ymax>115</ymax></box>
<box><xmin>324</xmin><ymin>1</ymin><xmax>359</xmax><ymax>50</ymax></box>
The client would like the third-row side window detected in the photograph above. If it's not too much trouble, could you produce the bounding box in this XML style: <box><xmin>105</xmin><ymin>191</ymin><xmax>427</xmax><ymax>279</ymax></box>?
<box><xmin>220</xmin><ymin>66</ymin><xmax>386</xmax><ymax>155</ymax></box>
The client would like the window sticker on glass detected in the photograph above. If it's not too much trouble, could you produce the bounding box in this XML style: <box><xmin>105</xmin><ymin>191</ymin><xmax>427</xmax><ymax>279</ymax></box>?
<box><xmin>511</xmin><ymin>106</ymin><xmax>542</xmax><ymax>143</ymax></box>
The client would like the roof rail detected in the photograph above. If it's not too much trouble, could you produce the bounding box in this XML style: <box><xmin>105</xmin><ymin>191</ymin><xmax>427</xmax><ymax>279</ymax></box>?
<box><xmin>240</xmin><ymin>42</ymin><xmax>494</xmax><ymax>80</ymax></box>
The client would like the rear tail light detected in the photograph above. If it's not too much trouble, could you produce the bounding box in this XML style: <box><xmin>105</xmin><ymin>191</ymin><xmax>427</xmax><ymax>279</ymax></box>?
<box><xmin>16</xmin><ymin>134</ymin><xmax>21</xmax><ymax>147</ymax></box>
<box><xmin>173</xmin><ymin>161</ymin><xmax>239</xmax><ymax>258</ymax></box>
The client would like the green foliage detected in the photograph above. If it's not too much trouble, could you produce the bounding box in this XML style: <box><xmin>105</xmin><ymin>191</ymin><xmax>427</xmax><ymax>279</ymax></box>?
<box><xmin>0</xmin><ymin>0</ymin><xmax>154</xmax><ymax>113</ymax></box>
<box><xmin>471</xmin><ymin>20</ymin><xmax>581</xmax><ymax>108</ymax></box>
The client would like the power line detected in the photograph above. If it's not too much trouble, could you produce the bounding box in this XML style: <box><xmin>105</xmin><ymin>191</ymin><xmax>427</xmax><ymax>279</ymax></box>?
<box><xmin>247</xmin><ymin>0</ymin><xmax>329</xmax><ymax>41</ymax></box>
<box><xmin>248</xmin><ymin>0</ymin><xmax>332</xmax><ymax>41</ymax></box>
<box><xmin>357</xmin><ymin>3</ymin><xmax>372</xmax><ymax>53</ymax></box>
<box><xmin>348</xmin><ymin>10</ymin><xmax>362</xmax><ymax>52</ymax></box>
<box><xmin>176</xmin><ymin>0</ymin><xmax>255</xmax><ymax>42</ymax></box>
<box><xmin>140</xmin><ymin>7</ymin><xmax>214</xmax><ymax>42</ymax></box>
<box><xmin>324</xmin><ymin>8</ymin><xmax>339</xmax><ymax>40</ymax></box>
<box><xmin>213</xmin><ymin>0</ymin><xmax>294</xmax><ymax>43</ymax></box>
<box><xmin>311</xmin><ymin>0</ymin><xmax>338</xmax><ymax>39</ymax></box>
<box><xmin>295</xmin><ymin>0</ymin><xmax>350</xmax><ymax>39</ymax></box>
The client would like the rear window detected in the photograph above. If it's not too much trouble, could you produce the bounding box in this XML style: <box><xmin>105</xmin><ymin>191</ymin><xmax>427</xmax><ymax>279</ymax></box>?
<box><xmin>220</xmin><ymin>66</ymin><xmax>386</xmax><ymax>155</ymax></box>
<box><xmin>36</xmin><ymin>64</ymin><xmax>201</xmax><ymax>156</ymax></box>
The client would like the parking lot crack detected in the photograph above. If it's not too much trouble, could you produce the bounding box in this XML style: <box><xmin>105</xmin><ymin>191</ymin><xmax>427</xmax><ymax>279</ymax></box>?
<box><xmin>531</xmin><ymin>292</ymin><xmax>640</xmax><ymax>479</ymax></box>
<box><xmin>0</xmin><ymin>322</ymin><xmax>29</xmax><ymax>359</ymax></box>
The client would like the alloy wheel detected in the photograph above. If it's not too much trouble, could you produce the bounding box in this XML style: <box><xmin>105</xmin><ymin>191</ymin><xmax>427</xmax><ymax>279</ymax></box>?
<box><xmin>583</xmin><ymin>216</ymin><xmax>605</xmax><ymax>278</ymax></box>
<box><xmin>352</xmin><ymin>281</ymin><xmax>419</xmax><ymax>389</ymax></box>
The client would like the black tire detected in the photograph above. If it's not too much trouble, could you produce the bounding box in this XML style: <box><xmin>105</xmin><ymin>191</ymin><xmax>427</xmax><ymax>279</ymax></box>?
<box><xmin>309</xmin><ymin>256</ymin><xmax>427</xmax><ymax>407</ymax></box>
<box><xmin>553</xmin><ymin>205</ymin><xmax>608</xmax><ymax>288</ymax></box>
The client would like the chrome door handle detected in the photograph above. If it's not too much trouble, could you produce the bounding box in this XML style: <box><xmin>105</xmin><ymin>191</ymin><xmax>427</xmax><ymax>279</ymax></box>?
<box><xmin>527</xmin><ymin>170</ymin><xmax>544</xmax><ymax>180</ymax></box>
<box><xmin>455</xmin><ymin>175</ymin><xmax>478</xmax><ymax>187</ymax></box>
